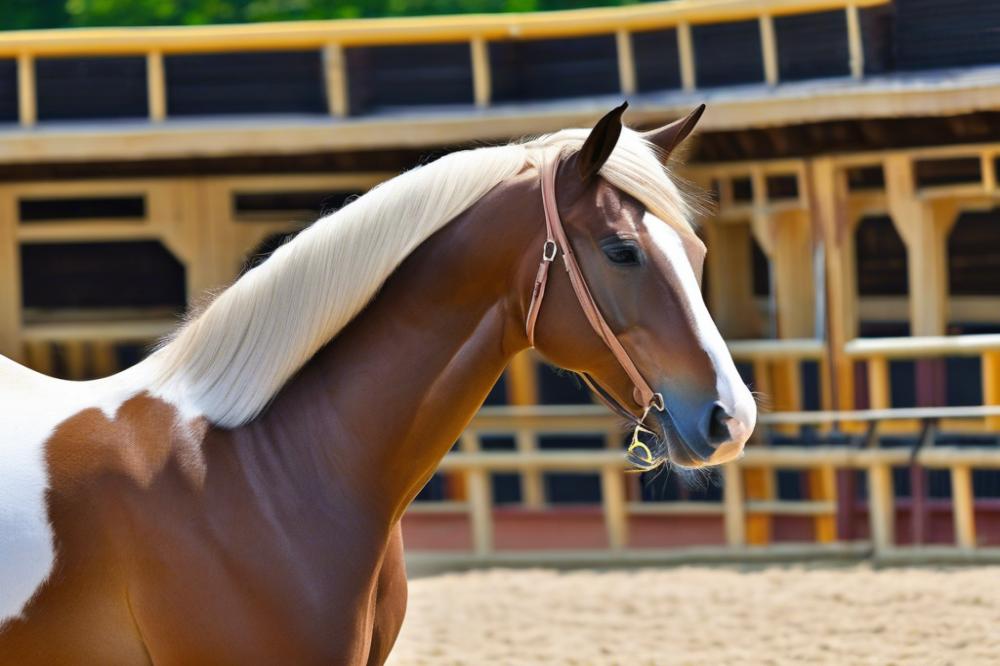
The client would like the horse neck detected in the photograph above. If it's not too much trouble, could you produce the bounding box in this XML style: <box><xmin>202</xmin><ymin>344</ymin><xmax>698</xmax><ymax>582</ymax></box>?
<box><xmin>243</xmin><ymin>172</ymin><xmax>542</xmax><ymax>523</ymax></box>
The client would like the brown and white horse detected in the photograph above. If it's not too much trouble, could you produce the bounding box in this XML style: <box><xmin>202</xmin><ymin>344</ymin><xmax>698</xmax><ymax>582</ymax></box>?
<box><xmin>0</xmin><ymin>105</ymin><xmax>755</xmax><ymax>664</ymax></box>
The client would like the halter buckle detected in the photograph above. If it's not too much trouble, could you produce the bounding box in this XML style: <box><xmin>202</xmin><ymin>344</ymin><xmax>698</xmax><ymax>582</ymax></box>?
<box><xmin>650</xmin><ymin>392</ymin><xmax>665</xmax><ymax>412</ymax></box>
<box><xmin>542</xmin><ymin>239</ymin><xmax>558</xmax><ymax>262</ymax></box>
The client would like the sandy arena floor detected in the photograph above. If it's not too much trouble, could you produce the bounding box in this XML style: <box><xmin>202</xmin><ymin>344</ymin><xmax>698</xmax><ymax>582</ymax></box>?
<box><xmin>387</xmin><ymin>565</ymin><xmax>1000</xmax><ymax>665</ymax></box>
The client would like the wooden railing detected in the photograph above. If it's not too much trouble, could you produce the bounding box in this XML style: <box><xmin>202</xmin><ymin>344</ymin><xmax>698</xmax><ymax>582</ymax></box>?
<box><xmin>407</xmin><ymin>404</ymin><xmax>1000</xmax><ymax>565</ymax></box>
<box><xmin>0</xmin><ymin>0</ymin><xmax>889</xmax><ymax>128</ymax></box>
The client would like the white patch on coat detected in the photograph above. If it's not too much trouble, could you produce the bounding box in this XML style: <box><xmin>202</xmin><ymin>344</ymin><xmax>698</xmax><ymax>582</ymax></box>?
<box><xmin>0</xmin><ymin>357</ymin><xmax>162</xmax><ymax>624</ymax></box>
<box><xmin>641</xmin><ymin>213</ymin><xmax>757</xmax><ymax>441</ymax></box>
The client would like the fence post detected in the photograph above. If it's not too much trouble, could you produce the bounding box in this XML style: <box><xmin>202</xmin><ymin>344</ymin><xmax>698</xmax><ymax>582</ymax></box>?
<box><xmin>723</xmin><ymin>463</ymin><xmax>747</xmax><ymax>547</ymax></box>
<box><xmin>460</xmin><ymin>433</ymin><xmax>493</xmax><ymax>557</ymax></box>
<box><xmin>951</xmin><ymin>465</ymin><xmax>976</xmax><ymax>550</ymax></box>
<box><xmin>983</xmin><ymin>351</ymin><xmax>1000</xmax><ymax>431</ymax></box>
<box><xmin>867</xmin><ymin>462</ymin><xmax>894</xmax><ymax>555</ymax></box>
<box><xmin>601</xmin><ymin>464</ymin><xmax>628</xmax><ymax>551</ymax></box>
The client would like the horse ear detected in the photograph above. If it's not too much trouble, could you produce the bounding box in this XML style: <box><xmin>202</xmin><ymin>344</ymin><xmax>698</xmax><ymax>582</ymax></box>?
<box><xmin>641</xmin><ymin>104</ymin><xmax>705</xmax><ymax>161</ymax></box>
<box><xmin>576</xmin><ymin>102</ymin><xmax>628</xmax><ymax>181</ymax></box>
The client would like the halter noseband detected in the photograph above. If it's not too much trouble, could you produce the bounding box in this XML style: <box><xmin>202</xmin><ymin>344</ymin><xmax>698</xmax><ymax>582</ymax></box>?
<box><xmin>524</xmin><ymin>152</ymin><xmax>665</xmax><ymax>465</ymax></box>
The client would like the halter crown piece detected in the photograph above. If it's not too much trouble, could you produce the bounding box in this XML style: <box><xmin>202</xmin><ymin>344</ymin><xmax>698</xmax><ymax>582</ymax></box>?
<box><xmin>524</xmin><ymin>152</ymin><xmax>665</xmax><ymax>468</ymax></box>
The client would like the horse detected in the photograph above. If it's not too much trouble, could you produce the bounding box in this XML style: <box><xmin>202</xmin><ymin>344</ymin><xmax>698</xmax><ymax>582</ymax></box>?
<box><xmin>0</xmin><ymin>103</ymin><xmax>755</xmax><ymax>664</ymax></box>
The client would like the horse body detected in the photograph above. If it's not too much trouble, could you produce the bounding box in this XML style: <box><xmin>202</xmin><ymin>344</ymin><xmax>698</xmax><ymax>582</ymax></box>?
<box><xmin>0</xmin><ymin>106</ymin><xmax>756</xmax><ymax>663</ymax></box>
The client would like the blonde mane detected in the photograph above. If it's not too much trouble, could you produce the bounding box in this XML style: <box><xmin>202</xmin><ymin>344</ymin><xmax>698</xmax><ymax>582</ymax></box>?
<box><xmin>149</xmin><ymin>127</ymin><xmax>694</xmax><ymax>428</ymax></box>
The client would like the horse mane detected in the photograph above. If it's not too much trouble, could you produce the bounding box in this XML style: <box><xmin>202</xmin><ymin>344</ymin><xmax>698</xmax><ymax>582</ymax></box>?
<box><xmin>149</xmin><ymin>128</ymin><xmax>695</xmax><ymax>428</ymax></box>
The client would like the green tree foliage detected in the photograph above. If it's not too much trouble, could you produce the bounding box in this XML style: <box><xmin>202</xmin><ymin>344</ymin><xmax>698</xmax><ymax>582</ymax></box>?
<box><xmin>1</xmin><ymin>0</ymin><xmax>655</xmax><ymax>30</ymax></box>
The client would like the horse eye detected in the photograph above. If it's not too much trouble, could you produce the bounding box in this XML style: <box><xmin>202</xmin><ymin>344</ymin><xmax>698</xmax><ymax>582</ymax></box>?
<box><xmin>603</xmin><ymin>242</ymin><xmax>641</xmax><ymax>266</ymax></box>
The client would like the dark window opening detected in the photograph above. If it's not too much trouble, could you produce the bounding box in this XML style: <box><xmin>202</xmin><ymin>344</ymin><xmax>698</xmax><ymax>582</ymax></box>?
<box><xmin>166</xmin><ymin>50</ymin><xmax>326</xmax><ymax>116</ymax></box>
<box><xmin>19</xmin><ymin>195</ymin><xmax>146</xmax><ymax>222</ymax></box>
<box><xmin>0</xmin><ymin>59</ymin><xmax>17</xmax><ymax>123</ymax></box>
<box><xmin>847</xmin><ymin>165</ymin><xmax>885</xmax><ymax>191</ymax></box>
<box><xmin>233</xmin><ymin>190</ymin><xmax>362</xmax><ymax>219</ymax></box>
<box><xmin>766</xmin><ymin>174</ymin><xmax>799</xmax><ymax>200</ymax></box>
<box><xmin>948</xmin><ymin>209</ymin><xmax>1000</xmax><ymax>296</ymax></box>
<box><xmin>914</xmin><ymin>157</ymin><xmax>982</xmax><ymax>188</ymax></box>
<box><xmin>774</xmin><ymin>10</ymin><xmax>850</xmax><ymax>82</ymax></box>
<box><xmin>693</xmin><ymin>20</ymin><xmax>764</xmax><ymax>87</ymax></box>
<box><xmin>632</xmin><ymin>28</ymin><xmax>681</xmax><ymax>92</ymax></box>
<box><xmin>36</xmin><ymin>56</ymin><xmax>147</xmax><ymax>121</ymax></box>
<box><xmin>490</xmin><ymin>35</ymin><xmax>619</xmax><ymax>102</ymax></box>
<box><xmin>346</xmin><ymin>42</ymin><xmax>473</xmax><ymax>114</ymax></box>
<box><xmin>856</xmin><ymin>215</ymin><xmax>908</xmax><ymax>296</ymax></box>
<box><xmin>732</xmin><ymin>176</ymin><xmax>753</xmax><ymax>202</ymax></box>
<box><xmin>751</xmin><ymin>235</ymin><xmax>771</xmax><ymax>298</ymax></box>
<box><xmin>21</xmin><ymin>241</ymin><xmax>186</xmax><ymax>310</ymax></box>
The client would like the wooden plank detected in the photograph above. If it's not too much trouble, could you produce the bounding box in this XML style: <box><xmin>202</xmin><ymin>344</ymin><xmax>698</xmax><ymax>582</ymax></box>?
<box><xmin>91</xmin><ymin>341</ymin><xmax>118</xmax><ymax>378</ymax></box>
<box><xmin>62</xmin><ymin>340</ymin><xmax>88</xmax><ymax>380</ymax></box>
<box><xmin>460</xmin><ymin>433</ymin><xmax>493</xmax><ymax>556</ymax></box>
<box><xmin>470</xmin><ymin>37</ymin><xmax>491</xmax><ymax>108</ymax></box>
<box><xmin>17</xmin><ymin>53</ymin><xmax>36</xmax><ymax>127</ymax></box>
<box><xmin>600</xmin><ymin>466</ymin><xmax>628</xmax><ymax>551</ymax></box>
<box><xmin>950</xmin><ymin>465</ymin><xmax>976</xmax><ymax>550</ymax></box>
<box><xmin>809</xmin><ymin>464</ymin><xmax>838</xmax><ymax>542</ymax></box>
<box><xmin>867</xmin><ymin>463</ymin><xmax>894</xmax><ymax>554</ymax></box>
<box><xmin>676</xmin><ymin>21</ymin><xmax>696</xmax><ymax>92</ymax></box>
<box><xmin>146</xmin><ymin>50</ymin><xmax>166</xmax><ymax>122</ymax></box>
<box><xmin>24</xmin><ymin>341</ymin><xmax>53</xmax><ymax>376</ymax></box>
<box><xmin>982</xmin><ymin>351</ymin><xmax>1000</xmax><ymax>431</ymax></box>
<box><xmin>704</xmin><ymin>221</ymin><xmax>763</xmax><ymax>338</ymax></box>
<box><xmin>759</xmin><ymin>14</ymin><xmax>778</xmax><ymax>86</ymax></box>
<box><xmin>845</xmin><ymin>3</ymin><xmax>863</xmax><ymax>80</ymax></box>
<box><xmin>866</xmin><ymin>356</ymin><xmax>890</xmax><ymax>410</ymax></box>
<box><xmin>723</xmin><ymin>463</ymin><xmax>746</xmax><ymax>547</ymax></box>
<box><xmin>615</xmin><ymin>29</ymin><xmax>636</xmax><ymax>96</ymax></box>
<box><xmin>322</xmin><ymin>43</ymin><xmax>348</xmax><ymax>118</ymax></box>
<box><xmin>0</xmin><ymin>189</ymin><xmax>21</xmax><ymax>362</ymax></box>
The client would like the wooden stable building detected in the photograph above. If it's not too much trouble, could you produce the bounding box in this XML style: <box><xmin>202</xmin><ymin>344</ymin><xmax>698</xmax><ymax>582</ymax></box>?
<box><xmin>4</xmin><ymin>0</ymin><xmax>1000</xmax><ymax>564</ymax></box>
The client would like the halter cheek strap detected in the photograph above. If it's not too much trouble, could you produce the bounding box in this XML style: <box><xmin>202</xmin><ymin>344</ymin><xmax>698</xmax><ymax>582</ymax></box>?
<box><xmin>524</xmin><ymin>153</ymin><xmax>665</xmax><ymax>435</ymax></box>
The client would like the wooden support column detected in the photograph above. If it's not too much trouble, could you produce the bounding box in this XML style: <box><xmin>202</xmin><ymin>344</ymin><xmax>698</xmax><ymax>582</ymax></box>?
<box><xmin>17</xmin><ymin>53</ymin><xmax>36</xmax><ymax>127</ymax></box>
<box><xmin>845</xmin><ymin>2</ymin><xmax>864</xmax><ymax>80</ymax></box>
<box><xmin>460</xmin><ymin>433</ymin><xmax>493</xmax><ymax>556</ymax></box>
<box><xmin>322</xmin><ymin>43</ymin><xmax>349</xmax><ymax>118</ymax></box>
<box><xmin>866</xmin><ymin>356</ymin><xmax>891</xmax><ymax>410</ymax></box>
<box><xmin>723</xmin><ymin>462</ymin><xmax>747</xmax><ymax>547</ymax></box>
<box><xmin>146</xmin><ymin>51</ymin><xmax>166</xmax><ymax>122</ymax></box>
<box><xmin>703</xmin><ymin>221</ymin><xmax>763</xmax><ymax>339</ymax></box>
<box><xmin>951</xmin><ymin>465</ymin><xmax>976</xmax><ymax>550</ymax></box>
<box><xmin>759</xmin><ymin>14</ymin><xmax>778</xmax><ymax>86</ymax></box>
<box><xmin>601</xmin><ymin>460</ymin><xmax>628</xmax><ymax>551</ymax></box>
<box><xmin>470</xmin><ymin>37</ymin><xmax>492</xmax><ymax>108</ymax></box>
<box><xmin>615</xmin><ymin>29</ymin><xmax>636</xmax><ymax>96</ymax></box>
<box><xmin>507</xmin><ymin>351</ymin><xmax>544</xmax><ymax>508</ymax></box>
<box><xmin>0</xmin><ymin>189</ymin><xmax>21</xmax><ymax>362</ymax></box>
<box><xmin>868</xmin><ymin>462</ymin><xmax>895</xmax><ymax>555</ymax></box>
<box><xmin>885</xmin><ymin>156</ymin><xmax>949</xmax><ymax>338</ymax></box>
<box><xmin>676</xmin><ymin>22</ymin><xmax>696</xmax><ymax>92</ymax></box>
<box><xmin>983</xmin><ymin>351</ymin><xmax>1000</xmax><ymax>430</ymax></box>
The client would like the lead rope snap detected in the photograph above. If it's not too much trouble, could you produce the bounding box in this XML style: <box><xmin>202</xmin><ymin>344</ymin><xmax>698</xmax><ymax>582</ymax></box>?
<box><xmin>626</xmin><ymin>399</ymin><xmax>661</xmax><ymax>470</ymax></box>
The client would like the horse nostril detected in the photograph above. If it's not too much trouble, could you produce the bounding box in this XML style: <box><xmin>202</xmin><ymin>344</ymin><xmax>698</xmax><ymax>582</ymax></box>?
<box><xmin>705</xmin><ymin>402</ymin><xmax>732</xmax><ymax>446</ymax></box>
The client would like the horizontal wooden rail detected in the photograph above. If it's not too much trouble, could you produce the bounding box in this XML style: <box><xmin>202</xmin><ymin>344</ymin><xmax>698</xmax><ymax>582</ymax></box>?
<box><xmin>845</xmin><ymin>333</ymin><xmax>1000</xmax><ymax>359</ymax></box>
<box><xmin>0</xmin><ymin>0</ymin><xmax>891</xmax><ymax>55</ymax></box>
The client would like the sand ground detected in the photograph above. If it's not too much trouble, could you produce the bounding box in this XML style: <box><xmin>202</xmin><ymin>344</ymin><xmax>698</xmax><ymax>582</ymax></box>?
<box><xmin>387</xmin><ymin>565</ymin><xmax>1000</xmax><ymax>665</ymax></box>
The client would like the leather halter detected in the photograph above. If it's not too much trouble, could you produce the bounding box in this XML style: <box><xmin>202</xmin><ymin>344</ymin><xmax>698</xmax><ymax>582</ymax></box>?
<box><xmin>524</xmin><ymin>152</ymin><xmax>665</xmax><ymax>434</ymax></box>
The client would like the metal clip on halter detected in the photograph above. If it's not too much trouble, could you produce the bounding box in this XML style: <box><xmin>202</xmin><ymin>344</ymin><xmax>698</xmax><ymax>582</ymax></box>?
<box><xmin>626</xmin><ymin>395</ymin><xmax>665</xmax><ymax>469</ymax></box>
<box><xmin>542</xmin><ymin>239</ymin><xmax>558</xmax><ymax>262</ymax></box>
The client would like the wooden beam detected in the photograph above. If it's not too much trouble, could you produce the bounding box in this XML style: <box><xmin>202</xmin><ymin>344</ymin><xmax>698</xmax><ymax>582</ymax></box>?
<box><xmin>845</xmin><ymin>3</ymin><xmax>864</xmax><ymax>80</ymax></box>
<box><xmin>601</xmin><ymin>465</ymin><xmax>628</xmax><ymax>550</ymax></box>
<box><xmin>866</xmin><ymin>356</ymin><xmax>890</xmax><ymax>410</ymax></box>
<box><xmin>146</xmin><ymin>50</ymin><xmax>166</xmax><ymax>122</ymax></box>
<box><xmin>615</xmin><ymin>29</ymin><xmax>636</xmax><ymax>96</ymax></box>
<box><xmin>322</xmin><ymin>43</ymin><xmax>349</xmax><ymax>118</ymax></box>
<box><xmin>676</xmin><ymin>21</ymin><xmax>696</xmax><ymax>92</ymax></box>
<box><xmin>17</xmin><ymin>53</ymin><xmax>36</xmax><ymax>127</ymax></box>
<box><xmin>867</xmin><ymin>463</ymin><xmax>895</xmax><ymax>554</ymax></box>
<box><xmin>723</xmin><ymin>463</ymin><xmax>747</xmax><ymax>547</ymax></box>
<box><xmin>950</xmin><ymin>465</ymin><xmax>976</xmax><ymax>550</ymax></box>
<box><xmin>0</xmin><ymin>189</ymin><xmax>21</xmax><ymax>362</ymax></box>
<box><xmin>759</xmin><ymin>14</ymin><xmax>778</xmax><ymax>86</ymax></box>
<box><xmin>703</xmin><ymin>221</ymin><xmax>763</xmax><ymax>338</ymax></box>
<box><xmin>470</xmin><ymin>37</ymin><xmax>492</xmax><ymax>108</ymax></box>
<box><xmin>507</xmin><ymin>351</ymin><xmax>544</xmax><ymax>508</ymax></box>
<box><xmin>460</xmin><ymin>433</ymin><xmax>493</xmax><ymax>556</ymax></box>
<box><xmin>983</xmin><ymin>351</ymin><xmax>1000</xmax><ymax>431</ymax></box>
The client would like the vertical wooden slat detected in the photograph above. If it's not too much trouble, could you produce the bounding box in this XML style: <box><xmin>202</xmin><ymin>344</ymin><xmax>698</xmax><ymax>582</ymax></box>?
<box><xmin>322</xmin><ymin>43</ymin><xmax>349</xmax><ymax>118</ymax></box>
<box><xmin>470</xmin><ymin>37</ymin><xmax>492</xmax><ymax>108</ymax></box>
<box><xmin>676</xmin><ymin>22</ymin><xmax>696</xmax><ymax>91</ymax></box>
<box><xmin>615</xmin><ymin>29</ymin><xmax>636</xmax><ymax>96</ymax></box>
<box><xmin>17</xmin><ymin>53</ymin><xmax>36</xmax><ymax>127</ymax></box>
<box><xmin>91</xmin><ymin>341</ymin><xmax>118</xmax><ymax>378</ymax></box>
<box><xmin>25</xmin><ymin>341</ymin><xmax>54</xmax><ymax>377</ymax></box>
<box><xmin>950</xmin><ymin>465</ymin><xmax>976</xmax><ymax>550</ymax></box>
<box><xmin>460</xmin><ymin>433</ymin><xmax>493</xmax><ymax>556</ymax></box>
<box><xmin>866</xmin><ymin>356</ymin><xmax>891</xmax><ymax>410</ymax></box>
<box><xmin>867</xmin><ymin>463</ymin><xmax>895</xmax><ymax>555</ymax></box>
<box><xmin>601</xmin><ymin>463</ymin><xmax>628</xmax><ymax>551</ymax></box>
<box><xmin>507</xmin><ymin>351</ymin><xmax>544</xmax><ymax>507</ymax></box>
<box><xmin>810</xmin><ymin>464</ymin><xmax>838</xmax><ymax>543</ymax></box>
<box><xmin>62</xmin><ymin>341</ymin><xmax>88</xmax><ymax>380</ymax></box>
<box><xmin>845</xmin><ymin>3</ymin><xmax>864</xmax><ymax>80</ymax></box>
<box><xmin>0</xmin><ymin>189</ymin><xmax>21</xmax><ymax>362</ymax></box>
<box><xmin>147</xmin><ymin>50</ymin><xmax>166</xmax><ymax>122</ymax></box>
<box><xmin>723</xmin><ymin>462</ymin><xmax>746</xmax><ymax>547</ymax></box>
<box><xmin>982</xmin><ymin>351</ymin><xmax>1000</xmax><ymax>431</ymax></box>
<box><xmin>744</xmin><ymin>466</ymin><xmax>774</xmax><ymax>545</ymax></box>
<box><xmin>980</xmin><ymin>152</ymin><xmax>996</xmax><ymax>193</ymax></box>
<box><xmin>759</xmin><ymin>14</ymin><xmax>778</xmax><ymax>86</ymax></box>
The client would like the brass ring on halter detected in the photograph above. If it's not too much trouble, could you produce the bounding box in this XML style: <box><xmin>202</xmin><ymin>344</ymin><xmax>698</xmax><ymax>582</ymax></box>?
<box><xmin>627</xmin><ymin>423</ymin><xmax>656</xmax><ymax>466</ymax></box>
